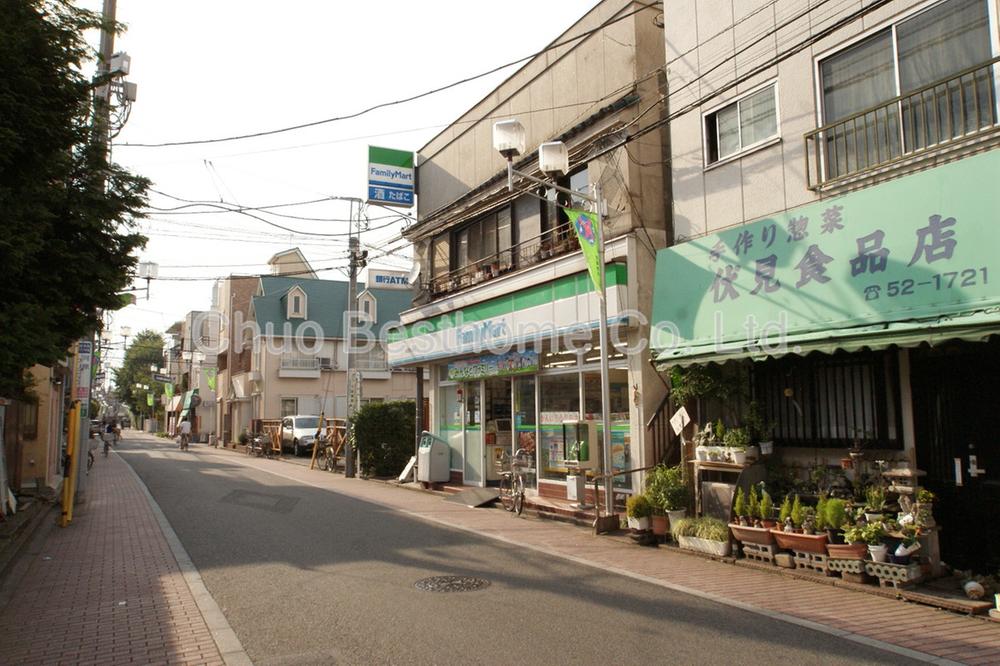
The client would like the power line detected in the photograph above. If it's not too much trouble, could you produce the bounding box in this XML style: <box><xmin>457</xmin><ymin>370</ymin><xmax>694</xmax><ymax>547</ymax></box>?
<box><xmin>113</xmin><ymin>1</ymin><xmax>662</xmax><ymax>148</ymax></box>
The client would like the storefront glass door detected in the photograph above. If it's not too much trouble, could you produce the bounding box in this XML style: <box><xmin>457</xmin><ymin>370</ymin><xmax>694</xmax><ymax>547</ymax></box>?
<box><xmin>438</xmin><ymin>384</ymin><xmax>462</xmax><ymax>477</ymax></box>
<box><xmin>514</xmin><ymin>376</ymin><xmax>537</xmax><ymax>489</ymax></box>
<box><xmin>484</xmin><ymin>378</ymin><xmax>512</xmax><ymax>485</ymax></box>
<box><xmin>464</xmin><ymin>382</ymin><xmax>483</xmax><ymax>486</ymax></box>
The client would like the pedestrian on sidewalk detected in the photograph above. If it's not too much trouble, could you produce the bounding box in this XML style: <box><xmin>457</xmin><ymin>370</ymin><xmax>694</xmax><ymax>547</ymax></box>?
<box><xmin>178</xmin><ymin>418</ymin><xmax>191</xmax><ymax>451</ymax></box>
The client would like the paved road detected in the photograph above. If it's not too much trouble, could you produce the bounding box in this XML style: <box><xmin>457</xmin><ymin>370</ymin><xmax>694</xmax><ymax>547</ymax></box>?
<box><xmin>118</xmin><ymin>437</ymin><xmax>918</xmax><ymax>666</ymax></box>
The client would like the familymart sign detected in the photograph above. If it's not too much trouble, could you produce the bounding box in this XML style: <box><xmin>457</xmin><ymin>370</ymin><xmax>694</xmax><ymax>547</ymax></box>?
<box><xmin>367</xmin><ymin>146</ymin><xmax>414</xmax><ymax>207</ymax></box>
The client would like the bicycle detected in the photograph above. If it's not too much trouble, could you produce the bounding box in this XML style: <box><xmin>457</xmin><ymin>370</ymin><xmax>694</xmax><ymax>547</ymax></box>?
<box><xmin>497</xmin><ymin>448</ymin><xmax>531</xmax><ymax>515</ymax></box>
<box><xmin>103</xmin><ymin>436</ymin><xmax>110</xmax><ymax>457</ymax></box>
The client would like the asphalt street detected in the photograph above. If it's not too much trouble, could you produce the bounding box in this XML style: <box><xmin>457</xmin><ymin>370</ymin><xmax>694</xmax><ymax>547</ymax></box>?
<box><xmin>117</xmin><ymin>436</ymin><xmax>919</xmax><ymax>666</ymax></box>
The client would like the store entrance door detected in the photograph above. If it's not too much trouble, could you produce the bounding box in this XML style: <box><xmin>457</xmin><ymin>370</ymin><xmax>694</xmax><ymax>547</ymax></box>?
<box><xmin>463</xmin><ymin>382</ymin><xmax>483</xmax><ymax>486</ymax></box>
<box><xmin>911</xmin><ymin>340</ymin><xmax>1000</xmax><ymax>573</ymax></box>
<box><xmin>484</xmin><ymin>378</ymin><xmax>513</xmax><ymax>486</ymax></box>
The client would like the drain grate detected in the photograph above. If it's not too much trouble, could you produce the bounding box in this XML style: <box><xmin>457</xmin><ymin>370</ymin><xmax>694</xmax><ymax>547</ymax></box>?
<box><xmin>414</xmin><ymin>575</ymin><xmax>491</xmax><ymax>592</ymax></box>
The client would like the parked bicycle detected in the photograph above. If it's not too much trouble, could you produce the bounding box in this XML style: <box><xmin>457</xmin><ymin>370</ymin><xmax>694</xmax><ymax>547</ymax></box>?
<box><xmin>313</xmin><ymin>434</ymin><xmax>337</xmax><ymax>472</ymax></box>
<box><xmin>498</xmin><ymin>448</ymin><xmax>531</xmax><ymax>515</ymax></box>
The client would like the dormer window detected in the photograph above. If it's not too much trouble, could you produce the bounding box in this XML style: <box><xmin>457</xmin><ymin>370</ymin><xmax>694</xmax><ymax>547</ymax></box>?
<box><xmin>287</xmin><ymin>286</ymin><xmax>307</xmax><ymax>319</ymax></box>
<box><xmin>358</xmin><ymin>291</ymin><xmax>377</xmax><ymax>323</ymax></box>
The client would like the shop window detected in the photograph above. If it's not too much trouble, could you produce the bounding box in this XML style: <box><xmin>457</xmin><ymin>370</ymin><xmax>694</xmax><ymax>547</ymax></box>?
<box><xmin>538</xmin><ymin>373</ymin><xmax>581</xmax><ymax>481</ymax></box>
<box><xmin>464</xmin><ymin>382</ymin><xmax>481</xmax><ymax>429</ymax></box>
<box><xmin>583</xmin><ymin>368</ymin><xmax>630</xmax><ymax>421</ymax></box>
<box><xmin>704</xmin><ymin>84</ymin><xmax>778</xmax><ymax>165</ymax></box>
<box><xmin>752</xmin><ymin>351</ymin><xmax>902</xmax><ymax>449</ymax></box>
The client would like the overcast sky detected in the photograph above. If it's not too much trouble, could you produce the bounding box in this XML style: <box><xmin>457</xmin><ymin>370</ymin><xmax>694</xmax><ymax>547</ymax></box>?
<box><xmin>88</xmin><ymin>0</ymin><xmax>600</xmax><ymax>368</ymax></box>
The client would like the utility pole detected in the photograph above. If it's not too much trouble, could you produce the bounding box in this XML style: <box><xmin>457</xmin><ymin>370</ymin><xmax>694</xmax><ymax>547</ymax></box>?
<box><xmin>343</xmin><ymin>202</ymin><xmax>367</xmax><ymax>478</ymax></box>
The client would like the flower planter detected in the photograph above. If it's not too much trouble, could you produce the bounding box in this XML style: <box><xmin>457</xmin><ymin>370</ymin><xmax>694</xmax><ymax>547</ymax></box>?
<box><xmin>868</xmin><ymin>544</ymin><xmax>889</xmax><ymax>563</ymax></box>
<box><xmin>729</xmin><ymin>449</ymin><xmax>747</xmax><ymax>465</ymax></box>
<box><xmin>695</xmin><ymin>446</ymin><xmax>709</xmax><ymax>461</ymax></box>
<box><xmin>651</xmin><ymin>514</ymin><xmax>669</xmax><ymax>536</ymax></box>
<box><xmin>825</xmin><ymin>528</ymin><xmax>846</xmax><ymax>545</ymax></box>
<box><xmin>666</xmin><ymin>509</ymin><xmax>687</xmax><ymax>529</ymax></box>
<box><xmin>771</xmin><ymin>529</ymin><xmax>829</xmax><ymax>555</ymax></box>
<box><xmin>826</xmin><ymin>543</ymin><xmax>868</xmax><ymax>559</ymax></box>
<box><xmin>676</xmin><ymin>535</ymin><xmax>731</xmax><ymax>557</ymax></box>
<box><xmin>627</xmin><ymin>516</ymin><xmax>651</xmax><ymax>531</ymax></box>
<box><xmin>729</xmin><ymin>523</ymin><xmax>776</xmax><ymax>546</ymax></box>
<box><xmin>759</xmin><ymin>440</ymin><xmax>774</xmax><ymax>456</ymax></box>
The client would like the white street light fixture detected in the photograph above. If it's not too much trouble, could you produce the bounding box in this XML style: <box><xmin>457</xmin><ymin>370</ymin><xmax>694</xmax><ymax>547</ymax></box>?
<box><xmin>494</xmin><ymin>119</ymin><xmax>615</xmax><ymax>518</ymax></box>
<box><xmin>492</xmin><ymin>119</ymin><xmax>526</xmax><ymax>159</ymax></box>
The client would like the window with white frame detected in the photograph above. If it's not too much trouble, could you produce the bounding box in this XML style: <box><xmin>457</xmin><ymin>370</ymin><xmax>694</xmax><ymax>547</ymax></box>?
<box><xmin>358</xmin><ymin>292</ymin><xmax>376</xmax><ymax>323</ymax></box>
<box><xmin>287</xmin><ymin>286</ymin><xmax>306</xmax><ymax>319</ymax></box>
<box><xmin>704</xmin><ymin>84</ymin><xmax>779</xmax><ymax>165</ymax></box>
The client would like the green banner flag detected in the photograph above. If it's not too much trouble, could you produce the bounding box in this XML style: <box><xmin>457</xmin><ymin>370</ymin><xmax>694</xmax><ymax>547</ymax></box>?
<box><xmin>205</xmin><ymin>367</ymin><xmax>217</xmax><ymax>391</ymax></box>
<box><xmin>164</xmin><ymin>383</ymin><xmax>174</xmax><ymax>399</ymax></box>
<box><xmin>564</xmin><ymin>207</ymin><xmax>602</xmax><ymax>291</ymax></box>
<box><xmin>146</xmin><ymin>392</ymin><xmax>154</xmax><ymax>407</ymax></box>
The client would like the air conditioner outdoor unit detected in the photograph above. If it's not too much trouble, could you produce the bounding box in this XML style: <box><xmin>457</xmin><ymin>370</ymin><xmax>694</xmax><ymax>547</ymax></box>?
<box><xmin>318</xmin><ymin>357</ymin><xmax>333</xmax><ymax>370</ymax></box>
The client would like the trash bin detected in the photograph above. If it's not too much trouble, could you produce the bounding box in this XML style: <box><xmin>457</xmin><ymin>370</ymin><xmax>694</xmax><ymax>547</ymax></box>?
<box><xmin>416</xmin><ymin>431</ymin><xmax>450</xmax><ymax>483</ymax></box>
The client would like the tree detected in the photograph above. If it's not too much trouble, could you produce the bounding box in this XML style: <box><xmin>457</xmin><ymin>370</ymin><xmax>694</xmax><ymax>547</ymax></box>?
<box><xmin>113</xmin><ymin>331</ymin><xmax>165</xmax><ymax>417</ymax></box>
<box><xmin>0</xmin><ymin>1</ymin><xmax>149</xmax><ymax>398</ymax></box>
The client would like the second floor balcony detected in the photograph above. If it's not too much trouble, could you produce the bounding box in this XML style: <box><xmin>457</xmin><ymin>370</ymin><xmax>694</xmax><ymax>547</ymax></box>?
<box><xmin>806</xmin><ymin>56</ymin><xmax>999</xmax><ymax>190</ymax></box>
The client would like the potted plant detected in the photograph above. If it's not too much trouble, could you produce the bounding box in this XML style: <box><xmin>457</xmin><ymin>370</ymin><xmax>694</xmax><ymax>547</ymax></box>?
<box><xmin>823</xmin><ymin>498</ymin><xmax>849</xmax><ymax>544</ymax></box>
<box><xmin>746</xmin><ymin>401</ymin><xmax>775</xmax><ymax>456</ymax></box>
<box><xmin>723</xmin><ymin>426</ymin><xmax>750</xmax><ymax>464</ymax></box>
<box><xmin>845</xmin><ymin>521</ymin><xmax>888</xmax><ymax>562</ymax></box>
<box><xmin>674</xmin><ymin>517</ymin><xmax>732</xmax><ymax>556</ymax></box>
<box><xmin>778</xmin><ymin>494</ymin><xmax>793</xmax><ymax>528</ymax></box>
<box><xmin>790</xmin><ymin>494</ymin><xmax>804</xmax><ymax>531</ymax></box>
<box><xmin>759</xmin><ymin>490</ymin><xmax>776</xmax><ymax>528</ymax></box>
<box><xmin>914</xmin><ymin>488</ymin><xmax>936</xmax><ymax>527</ymax></box>
<box><xmin>892</xmin><ymin>525</ymin><xmax>922</xmax><ymax>564</ymax></box>
<box><xmin>645</xmin><ymin>464</ymin><xmax>688</xmax><ymax>532</ymax></box>
<box><xmin>771</xmin><ymin>495</ymin><xmax>829</xmax><ymax>554</ymax></box>
<box><xmin>864</xmin><ymin>485</ymin><xmax>887</xmax><ymax>522</ymax></box>
<box><xmin>626</xmin><ymin>493</ymin><xmax>653</xmax><ymax>531</ymax></box>
<box><xmin>733</xmin><ymin>487</ymin><xmax>747</xmax><ymax>525</ymax></box>
<box><xmin>730</xmin><ymin>485</ymin><xmax>776</xmax><ymax>547</ymax></box>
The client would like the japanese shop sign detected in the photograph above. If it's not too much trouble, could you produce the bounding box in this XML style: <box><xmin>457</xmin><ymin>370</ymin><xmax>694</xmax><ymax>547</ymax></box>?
<box><xmin>447</xmin><ymin>350</ymin><xmax>539</xmax><ymax>381</ymax></box>
<box><xmin>650</xmin><ymin>150</ymin><xmax>1000</xmax><ymax>359</ymax></box>
<box><xmin>367</xmin><ymin>146</ymin><xmax>414</xmax><ymax>208</ymax></box>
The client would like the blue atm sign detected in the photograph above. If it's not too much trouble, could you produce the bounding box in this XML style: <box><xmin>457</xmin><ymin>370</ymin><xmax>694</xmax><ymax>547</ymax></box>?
<box><xmin>368</xmin><ymin>146</ymin><xmax>414</xmax><ymax>208</ymax></box>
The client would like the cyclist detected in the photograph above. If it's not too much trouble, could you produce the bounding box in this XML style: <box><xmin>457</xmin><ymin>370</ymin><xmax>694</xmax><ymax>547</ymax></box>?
<box><xmin>102</xmin><ymin>421</ymin><xmax>114</xmax><ymax>456</ymax></box>
<box><xmin>178</xmin><ymin>417</ymin><xmax>192</xmax><ymax>451</ymax></box>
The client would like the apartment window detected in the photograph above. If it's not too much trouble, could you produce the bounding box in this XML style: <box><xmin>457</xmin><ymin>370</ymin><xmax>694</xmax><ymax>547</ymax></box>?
<box><xmin>818</xmin><ymin>0</ymin><xmax>995</xmax><ymax>176</ymax></box>
<box><xmin>354</xmin><ymin>342</ymin><xmax>388</xmax><ymax>371</ymax></box>
<box><xmin>281</xmin><ymin>398</ymin><xmax>297</xmax><ymax>417</ymax></box>
<box><xmin>431</xmin><ymin>233</ymin><xmax>449</xmax><ymax>280</ymax></box>
<box><xmin>453</xmin><ymin>206</ymin><xmax>513</xmax><ymax>270</ymax></box>
<box><xmin>704</xmin><ymin>84</ymin><xmax>779</xmax><ymax>165</ymax></box>
<box><xmin>287</xmin><ymin>287</ymin><xmax>306</xmax><ymax>319</ymax></box>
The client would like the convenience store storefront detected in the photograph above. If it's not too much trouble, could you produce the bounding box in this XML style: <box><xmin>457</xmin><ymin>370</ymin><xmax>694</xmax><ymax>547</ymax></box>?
<box><xmin>389</xmin><ymin>265</ymin><xmax>640</xmax><ymax>500</ymax></box>
<box><xmin>649</xmin><ymin>150</ymin><xmax>1000</xmax><ymax>572</ymax></box>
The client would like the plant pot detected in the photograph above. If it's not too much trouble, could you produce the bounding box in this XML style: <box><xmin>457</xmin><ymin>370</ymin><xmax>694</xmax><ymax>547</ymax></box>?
<box><xmin>826</xmin><ymin>528</ymin><xmax>845</xmax><ymax>544</ymax></box>
<box><xmin>695</xmin><ymin>446</ymin><xmax>709</xmax><ymax>461</ymax></box>
<box><xmin>868</xmin><ymin>544</ymin><xmax>889</xmax><ymax>563</ymax></box>
<box><xmin>761</xmin><ymin>519</ymin><xmax>778</xmax><ymax>529</ymax></box>
<box><xmin>730</xmin><ymin>449</ymin><xmax>747</xmax><ymax>465</ymax></box>
<box><xmin>914</xmin><ymin>502</ymin><xmax>936</xmax><ymax>527</ymax></box>
<box><xmin>676</xmin><ymin>535</ymin><xmax>731</xmax><ymax>557</ymax></box>
<box><xmin>770</xmin><ymin>529</ymin><xmax>829</xmax><ymax>555</ymax></box>
<box><xmin>864</xmin><ymin>513</ymin><xmax>884</xmax><ymax>523</ymax></box>
<box><xmin>666</xmin><ymin>509</ymin><xmax>687</xmax><ymax>529</ymax></box>
<box><xmin>627</xmin><ymin>516</ymin><xmax>651</xmax><ymax>531</ymax></box>
<box><xmin>759</xmin><ymin>440</ymin><xmax>774</xmax><ymax>456</ymax></box>
<box><xmin>745</xmin><ymin>445</ymin><xmax>760</xmax><ymax>461</ymax></box>
<box><xmin>729</xmin><ymin>523</ymin><xmax>776</xmax><ymax>546</ymax></box>
<box><xmin>827</xmin><ymin>543</ymin><xmax>868</xmax><ymax>559</ymax></box>
<box><xmin>651</xmin><ymin>514</ymin><xmax>668</xmax><ymax>536</ymax></box>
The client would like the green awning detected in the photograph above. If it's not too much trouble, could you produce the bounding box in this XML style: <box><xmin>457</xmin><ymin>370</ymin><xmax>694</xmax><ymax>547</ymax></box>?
<box><xmin>655</xmin><ymin>308</ymin><xmax>1000</xmax><ymax>368</ymax></box>
<box><xmin>650</xmin><ymin>151</ymin><xmax>1000</xmax><ymax>368</ymax></box>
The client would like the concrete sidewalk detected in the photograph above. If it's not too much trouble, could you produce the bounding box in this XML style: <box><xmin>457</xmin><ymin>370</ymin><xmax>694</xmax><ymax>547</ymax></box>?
<box><xmin>0</xmin><ymin>440</ymin><xmax>237</xmax><ymax>666</ymax></box>
<box><xmin>204</xmin><ymin>438</ymin><xmax>1000</xmax><ymax>666</ymax></box>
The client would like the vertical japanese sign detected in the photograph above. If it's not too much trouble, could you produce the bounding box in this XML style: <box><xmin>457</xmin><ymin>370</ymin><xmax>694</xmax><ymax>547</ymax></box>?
<box><xmin>75</xmin><ymin>340</ymin><xmax>93</xmax><ymax>418</ymax></box>
<box><xmin>205</xmin><ymin>367</ymin><xmax>217</xmax><ymax>392</ymax></box>
<box><xmin>564</xmin><ymin>208</ymin><xmax>603</xmax><ymax>291</ymax></box>
<box><xmin>367</xmin><ymin>146</ymin><xmax>414</xmax><ymax>207</ymax></box>
<box><xmin>650</xmin><ymin>150</ymin><xmax>1000</xmax><ymax>359</ymax></box>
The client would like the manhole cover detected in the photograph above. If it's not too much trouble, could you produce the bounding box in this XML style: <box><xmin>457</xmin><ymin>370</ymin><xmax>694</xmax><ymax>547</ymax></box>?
<box><xmin>414</xmin><ymin>575</ymin><xmax>491</xmax><ymax>592</ymax></box>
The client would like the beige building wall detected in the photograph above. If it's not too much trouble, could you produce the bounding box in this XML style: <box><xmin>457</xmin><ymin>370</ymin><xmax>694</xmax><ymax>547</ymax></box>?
<box><xmin>666</xmin><ymin>0</ymin><xmax>1000</xmax><ymax>239</ymax></box>
<box><xmin>18</xmin><ymin>365</ymin><xmax>63</xmax><ymax>490</ymax></box>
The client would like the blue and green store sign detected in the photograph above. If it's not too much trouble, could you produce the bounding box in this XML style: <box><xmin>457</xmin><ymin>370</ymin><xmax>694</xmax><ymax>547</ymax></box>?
<box><xmin>651</xmin><ymin>150</ymin><xmax>1000</xmax><ymax>365</ymax></box>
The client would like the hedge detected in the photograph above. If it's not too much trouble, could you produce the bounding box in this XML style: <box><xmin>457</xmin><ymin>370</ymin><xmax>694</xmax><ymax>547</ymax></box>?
<box><xmin>352</xmin><ymin>400</ymin><xmax>416</xmax><ymax>477</ymax></box>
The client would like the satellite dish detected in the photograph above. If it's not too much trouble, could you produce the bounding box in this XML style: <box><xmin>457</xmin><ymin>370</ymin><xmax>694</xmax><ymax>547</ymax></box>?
<box><xmin>408</xmin><ymin>259</ymin><xmax>421</xmax><ymax>285</ymax></box>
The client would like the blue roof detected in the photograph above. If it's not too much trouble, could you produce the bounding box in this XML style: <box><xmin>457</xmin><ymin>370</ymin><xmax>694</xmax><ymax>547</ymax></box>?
<box><xmin>252</xmin><ymin>276</ymin><xmax>413</xmax><ymax>339</ymax></box>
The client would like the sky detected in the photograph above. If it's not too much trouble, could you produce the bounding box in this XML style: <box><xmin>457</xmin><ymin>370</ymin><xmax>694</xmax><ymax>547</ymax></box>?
<box><xmin>87</xmin><ymin>0</ymin><xmax>601</xmax><ymax>369</ymax></box>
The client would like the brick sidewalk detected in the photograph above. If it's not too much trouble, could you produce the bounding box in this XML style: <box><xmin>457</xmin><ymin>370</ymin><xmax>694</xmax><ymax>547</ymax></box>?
<box><xmin>210</xmin><ymin>443</ymin><xmax>1000</xmax><ymax>666</ymax></box>
<box><xmin>0</xmin><ymin>446</ymin><xmax>225</xmax><ymax>666</ymax></box>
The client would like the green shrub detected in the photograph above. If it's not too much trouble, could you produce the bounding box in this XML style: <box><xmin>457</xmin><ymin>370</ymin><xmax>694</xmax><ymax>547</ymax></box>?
<box><xmin>779</xmin><ymin>494</ymin><xmax>792</xmax><ymax>523</ymax></box>
<box><xmin>626</xmin><ymin>493</ymin><xmax>653</xmax><ymax>519</ymax></box>
<box><xmin>815</xmin><ymin>495</ymin><xmax>828</xmax><ymax>531</ymax></box>
<box><xmin>747</xmin><ymin>485</ymin><xmax>759</xmax><ymax>519</ymax></box>
<box><xmin>844</xmin><ymin>521</ymin><xmax>885</xmax><ymax>545</ymax></box>
<box><xmin>733</xmin><ymin>487</ymin><xmax>746</xmax><ymax>519</ymax></box>
<box><xmin>644</xmin><ymin>464</ymin><xmax>688</xmax><ymax>513</ymax></box>
<box><xmin>353</xmin><ymin>400</ymin><xmax>416</xmax><ymax>477</ymax></box>
<box><xmin>695</xmin><ymin>517</ymin><xmax>729</xmax><ymax>542</ymax></box>
<box><xmin>759</xmin><ymin>490</ymin><xmax>774</xmax><ymax>521</ymax></box>
<box><xmin>790</xmin><ymin>495</ymin><xmax>804</xmax><ymax>527</ymax></box>
<box><xmin>825</xmin><ymin>498</ymin><xmax>848</xmax><ymax>530</ymax></box>
<box><xmin>671</xmin><ymin>517</ymin><xmax>698</xmax><ymax>537</ymax></box>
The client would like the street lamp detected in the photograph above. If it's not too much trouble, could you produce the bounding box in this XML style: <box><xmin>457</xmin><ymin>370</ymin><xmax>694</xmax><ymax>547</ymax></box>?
<box><xmin>493</xmin><ymin>119</ymin><xmax>615</xmax><ymax>517</ymax></box>
<box><xmin>120</xmin><ymin>325</ymin><xmax>131</xmax><ymax>350</ymax></box>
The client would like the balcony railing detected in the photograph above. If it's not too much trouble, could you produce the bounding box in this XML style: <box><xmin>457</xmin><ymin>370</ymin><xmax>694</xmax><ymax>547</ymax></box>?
<box><xmin>428</xmin><ymin>221</ymin><xmax>578</xmax><ymax>298</ymax></box>
<box><xmin>280</xmin><ymin>356</ymin><xmax>319</xmax><ymax>370</ymax></box>
<box><xmin>806</xmin><ymin>57</ymin><xmax>1000</xmax><ymax>190</ymax></box>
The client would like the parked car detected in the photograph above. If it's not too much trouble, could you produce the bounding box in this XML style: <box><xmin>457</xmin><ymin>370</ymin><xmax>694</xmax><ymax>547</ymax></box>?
<box><xmin>89</xmin><ymin>419</ymin><xmax>102</xmax><ymax>438</ymax></box>
<box><xmin>280</xmin><ymin>415</ymin><xmax>322</xmax><ymax>456</ymax></box>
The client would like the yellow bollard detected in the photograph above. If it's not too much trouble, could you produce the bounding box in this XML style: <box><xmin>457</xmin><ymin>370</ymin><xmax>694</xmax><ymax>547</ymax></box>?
<box><xmin>60</xmin><ymin>404</ymin><xmax>80</xmax><ymax>527</ymax></box>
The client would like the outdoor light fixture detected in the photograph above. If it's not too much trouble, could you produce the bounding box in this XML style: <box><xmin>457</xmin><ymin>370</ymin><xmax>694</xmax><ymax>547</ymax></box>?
<box><xmin>538</xmin><ymin>141</ymin><xmax>569</xmax><ymax>176</ymax></box>
<box><xmin>492</xmin><ymin>119</ymin><xmax>526</xmax><ymax>159</ymax></box>
<box><xmin>109</xmin><ymin>51</ymin><xmax>131</xmax><ymax>77</ymax></box>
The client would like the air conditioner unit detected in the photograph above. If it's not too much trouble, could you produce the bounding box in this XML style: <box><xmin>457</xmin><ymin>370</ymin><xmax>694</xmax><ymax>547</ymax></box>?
<box><xmin>318</xmin><ymin>357</ymin><xmax>333</xmax><ymax>370</ymax></box>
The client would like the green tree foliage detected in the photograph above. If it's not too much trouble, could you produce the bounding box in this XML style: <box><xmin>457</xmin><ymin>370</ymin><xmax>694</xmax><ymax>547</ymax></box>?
<box><xmin>0</xmin><ymin>1</ymin><xmax>149</xmax><ymax>397</ymax></box>
<box><xmin>353</xmin><ymin>401</ymin><xmax>416</xmax><ymax>477</ymax></box>
<box><xmin>113</xmin><ymin>331</ymin><xmax>164</xmax><ymax>415</ymax></box>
